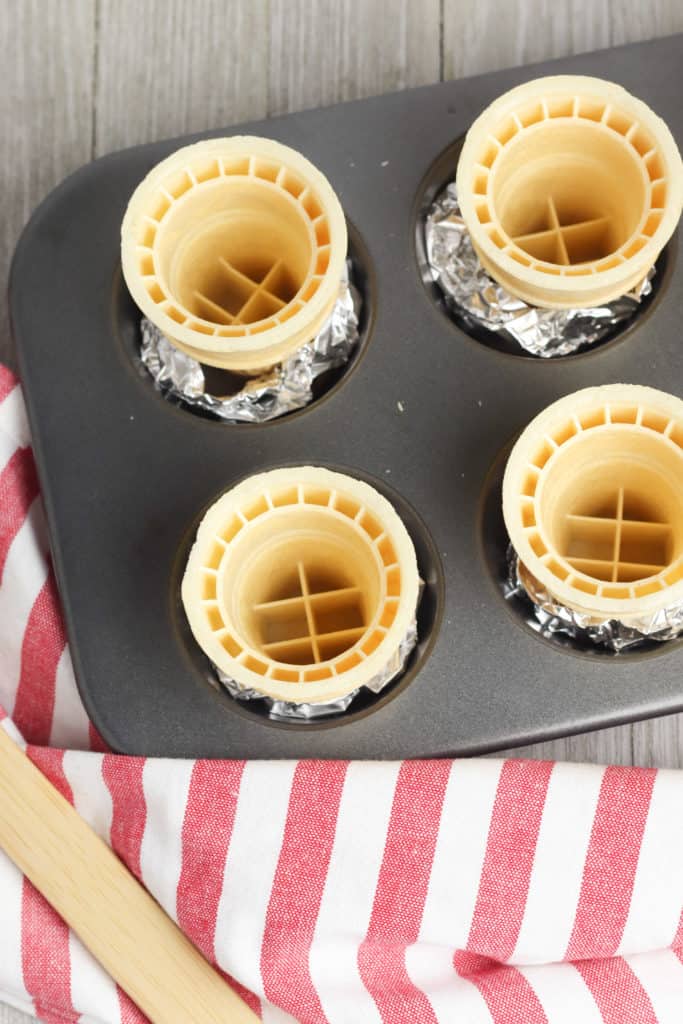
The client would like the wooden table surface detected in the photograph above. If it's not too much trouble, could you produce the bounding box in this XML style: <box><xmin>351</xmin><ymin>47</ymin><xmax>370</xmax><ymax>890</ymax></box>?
<box><xmin>2</xmin><ymin>2</ymin><xmax>683</xmax><ymax>1020</ymax></box>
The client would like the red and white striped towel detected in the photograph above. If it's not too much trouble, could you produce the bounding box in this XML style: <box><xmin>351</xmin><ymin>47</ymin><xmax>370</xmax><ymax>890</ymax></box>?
<box><xmin>1</xmin><ymin>363</ymin><xmax>683</xmax><ymax>1024</ymax></box>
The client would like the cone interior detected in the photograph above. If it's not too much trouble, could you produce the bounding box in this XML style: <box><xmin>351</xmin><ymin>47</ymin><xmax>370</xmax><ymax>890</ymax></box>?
<box><xmin>156</xmin><ymin>178</ymin><xmax>314</xmax><ymax>329</ymax></box>
<box><xmin>231</xmin><ymin>509</ymin><xmax>381</xmax><ymax>666</ymax></box>
<box><xmin>467</xmin><ymin>88</ymin><xmax>671</xmax><ymax>281</ymax></box>
<box><xmin>491</xmin><ymin>121</ymin><xmax>649</xmax><ymax>270</ymax></box>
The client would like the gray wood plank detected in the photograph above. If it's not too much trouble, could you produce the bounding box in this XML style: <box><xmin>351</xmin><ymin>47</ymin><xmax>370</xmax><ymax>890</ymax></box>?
<box><xmin>497</xmin><ymin>723</ymin><xmax>634</xmax><ymax>766</ymax></box>
<box><xmin>499</xmin><ymin>717</ymin><xmax>683</xmax><ymax>769</ymax></box>
<box><xmin>0</xmin><ymin>0</ymin><xmax>95</xmax><ymax>372</ymax></box>
<box><xmin>443</xmin><ymin>0</ymin><xmax>611</xmax><ymax>80</ymax></box>
<box><xmin>94</xmin><ymin>0</ymin><xmax>271</xmax><ymax>156</ymax></box>
<box><xmin>268</xmin><ymin>0</ymin><xmax>441</xmax><ymax>115</ymax></box>
<box><xmin>0</xmin><ymin>1007</ymin><xmax>31</xmax><ymax>1024</ymax></box>
<box><xmin>634</xmin><ymin>714</ymin><xmax>683</xmax><ymax>770</ymax></box>
<box><xmin>609</xmin><ymin>0</ymin><xmax>683</xmax><ymax>45</ymax></box>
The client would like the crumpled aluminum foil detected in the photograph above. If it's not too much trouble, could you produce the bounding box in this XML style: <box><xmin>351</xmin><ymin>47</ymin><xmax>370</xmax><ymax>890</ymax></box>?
<box><xmin>213</xmin><ymin>620</ymin><xmax>418</xmax><ymax>720</ymax></box>
<box><xmin>139</xmin><ymin>263</ymin><xmax>360</xmax><ymax>422</ymax></box>
<box><xmin>505</xmin><ymin>547</ymin><xmax>683</xmax><ymax>652</ymax></box>
<box><xmin>425</xmin><ymin>183</ymin><xmax>654</xmax><ymax>357</ymax></box>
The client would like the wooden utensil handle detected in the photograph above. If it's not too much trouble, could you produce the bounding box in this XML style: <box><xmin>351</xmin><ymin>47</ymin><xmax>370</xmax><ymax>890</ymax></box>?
<box><xmin>0</xmin><ymin>726</ymin><xmax>258</xmax><ymax>1024</ymax></box>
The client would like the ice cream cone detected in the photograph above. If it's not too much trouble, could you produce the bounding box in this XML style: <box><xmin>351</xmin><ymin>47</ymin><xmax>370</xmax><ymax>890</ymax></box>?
<box><xmin>182</xmin><ymin>467</ymin><xmax>419</xmax><ymax>703</ymax></box>
<box><xmin>122</xmin><ymin>137</ymin><xmax>347</xmax><ymax>373</ymax></box>
<box><xmin>503</xmin><ymin>384</ymin><xmax>683</xmax><ymax>622</ymax></box>
<box><xmin>457</xmin><ymin>76</ymin><xmax>682</xmax><ymax>308</ymax></box>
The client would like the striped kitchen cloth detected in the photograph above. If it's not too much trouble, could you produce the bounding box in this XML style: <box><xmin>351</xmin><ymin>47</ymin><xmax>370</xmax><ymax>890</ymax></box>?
<box><xmin>1</xmin><ymin>363</ymin><xmax>683</xmax><ymax>1024</ymax></box>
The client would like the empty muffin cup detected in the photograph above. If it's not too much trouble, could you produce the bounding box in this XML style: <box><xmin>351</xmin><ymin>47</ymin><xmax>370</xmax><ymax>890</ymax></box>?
<box><xmin>456</xmin><ymin>76</ymin><xmax>683</xmax><ymax>309</ymax></box>
<box><xmin>182</xmin><ymin>467</ymin><xmax>420</xmax><ymax>704</ymax></box>
<box><xmin>503</xmin><ymin>384</ymin><xmax>683</xmax><ymax>625</ymax></box>
<box><xmin>121</xmin><ymin>137</ymin><xmax>347</xmax><ymax>373</ymax></box>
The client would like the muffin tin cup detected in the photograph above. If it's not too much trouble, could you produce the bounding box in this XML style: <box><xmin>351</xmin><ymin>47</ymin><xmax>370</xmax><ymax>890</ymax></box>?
<box><xmin>9</xmin><ymin>35</ymin><xmax>683</xmax><ymax>758</ymax></box>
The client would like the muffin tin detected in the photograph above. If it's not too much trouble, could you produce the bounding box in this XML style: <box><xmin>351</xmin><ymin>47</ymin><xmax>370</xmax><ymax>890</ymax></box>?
<box><xmin>10</xmin><ymin>35</ymin><xmax>683</xmax><ymax>758</ymax></box>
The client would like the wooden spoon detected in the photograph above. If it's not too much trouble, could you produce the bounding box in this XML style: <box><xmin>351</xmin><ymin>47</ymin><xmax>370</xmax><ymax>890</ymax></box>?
<box><xmin>0</xmin><ymin>725</ymin><xmax>258</xmax><ymax>1024</ymax></box>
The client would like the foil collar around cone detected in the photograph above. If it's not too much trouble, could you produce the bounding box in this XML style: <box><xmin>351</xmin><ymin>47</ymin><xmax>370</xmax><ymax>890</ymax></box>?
<box><xmin>213</xmin><ymin>620</ymin><xmax>418</xmax><ymax>721</ymax></box>
<box><xmin>139</xmin><ymin>261</ymin><xmax>361</xmax><ymax>422</ymax></box>
<box><xmin>506</xmin><ymin>547</ymin><xmax>683</xmax><ymax>653</ymax></box>
<box><xmin>425</xmin><ymin>184</ymin><xmax>654</xmax><ymax>358</ymax></box>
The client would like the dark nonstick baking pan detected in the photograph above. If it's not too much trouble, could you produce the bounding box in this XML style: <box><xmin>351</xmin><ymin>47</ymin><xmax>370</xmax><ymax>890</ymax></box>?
<box><xmin>10</xmin><ymin>34</ymin><xmax>683</xmax><ymax>758</ymax></box>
